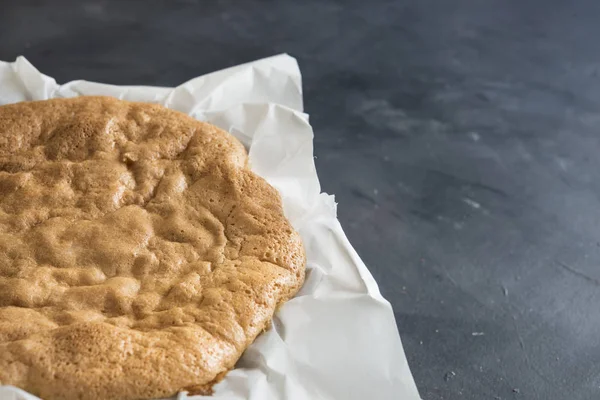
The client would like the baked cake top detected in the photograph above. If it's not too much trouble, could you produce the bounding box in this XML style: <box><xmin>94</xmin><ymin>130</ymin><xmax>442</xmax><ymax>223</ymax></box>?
<box><xmin>0</xmin><ymin>97</ymin><xmax>305</xmax><ymax>400</ymax></box>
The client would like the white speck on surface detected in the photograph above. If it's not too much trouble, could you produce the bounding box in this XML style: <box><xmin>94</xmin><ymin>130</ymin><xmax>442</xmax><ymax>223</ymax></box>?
<box><xmin>463</xmin><ymin>198</ymin><xmax>481</xmax><ymax>209</ymax></box>
<box><xmin>472</xmin><ymin>332</ymin><xmax>485</xmax><ymax>336</ymax></box>
<box><xmin>373</xmin><ymin>188</ymin><xmax>379</xmax><ymax>195</ymax></box>
<box><xmin>383</xmin><ymin>155</ymin><xmax>390</xmax><ymax>162</ymax></box>
<box><xmin>453</xmin><ymin>221</ymin><xmax>464</xmax><ymax>230</ymax></box>
<box><xmin>443</xmin><ymin>371</ymin><xmax>456</xmax><ymax>382</ymax></box>
<box><xmin>468</xmin><ymin>132</ymin><xmax>480</xmax><ymax>141</ymax></box>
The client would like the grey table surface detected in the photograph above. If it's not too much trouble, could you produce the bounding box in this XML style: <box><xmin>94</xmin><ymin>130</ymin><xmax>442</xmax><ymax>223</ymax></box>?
<box><xmin>2</xmin><ymin>1</ymin><xmax>600</xmax><ymax>399</ymax></box>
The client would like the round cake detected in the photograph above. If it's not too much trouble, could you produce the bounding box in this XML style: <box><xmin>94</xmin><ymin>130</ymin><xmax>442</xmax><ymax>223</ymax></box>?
<box><xmin>0</xmin><ymin>97</ymin><xmax>305</xmax><ymax>400</ymax></box>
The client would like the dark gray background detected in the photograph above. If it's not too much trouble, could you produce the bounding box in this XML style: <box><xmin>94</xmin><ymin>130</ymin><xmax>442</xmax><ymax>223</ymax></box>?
<box><xmin>1</xmin><ymin>1</ymin><xmax>599</xmax><ymax>399</ymax></box>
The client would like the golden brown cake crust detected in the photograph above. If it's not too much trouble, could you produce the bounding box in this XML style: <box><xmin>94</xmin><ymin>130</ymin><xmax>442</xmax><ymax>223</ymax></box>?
<box><xmin>0</xmin><ymin>97</ymin><xmax>305</xmax><ymax>400</ymax></box>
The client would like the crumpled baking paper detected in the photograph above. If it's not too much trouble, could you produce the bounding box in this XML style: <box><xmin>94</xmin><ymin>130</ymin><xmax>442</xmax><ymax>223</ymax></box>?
<box><xmin>0</xmin><ymin>55</ymin><xmax>421</xmax><ymax>400</ymax></box>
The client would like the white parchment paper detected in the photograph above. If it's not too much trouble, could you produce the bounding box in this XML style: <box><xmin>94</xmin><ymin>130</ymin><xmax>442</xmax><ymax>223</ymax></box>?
<box><xmin>0</xmin><ymin>55</ymin><xmax>421</xmax><ymax>400</ymax></box>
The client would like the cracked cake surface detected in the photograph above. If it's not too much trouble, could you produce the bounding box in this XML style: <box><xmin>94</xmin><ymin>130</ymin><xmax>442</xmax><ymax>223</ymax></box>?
<box><xmin>0</xmin><ymin>96</ymin><xmax>305</xmax><ymax>400</ymax></box>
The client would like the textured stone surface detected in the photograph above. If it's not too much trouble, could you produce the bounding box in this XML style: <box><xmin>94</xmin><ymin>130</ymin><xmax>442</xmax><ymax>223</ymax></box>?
<box><xmin>2</xmin><ymin>1</ymin><xmax>600</xmax><ymax>399</ymax></box>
